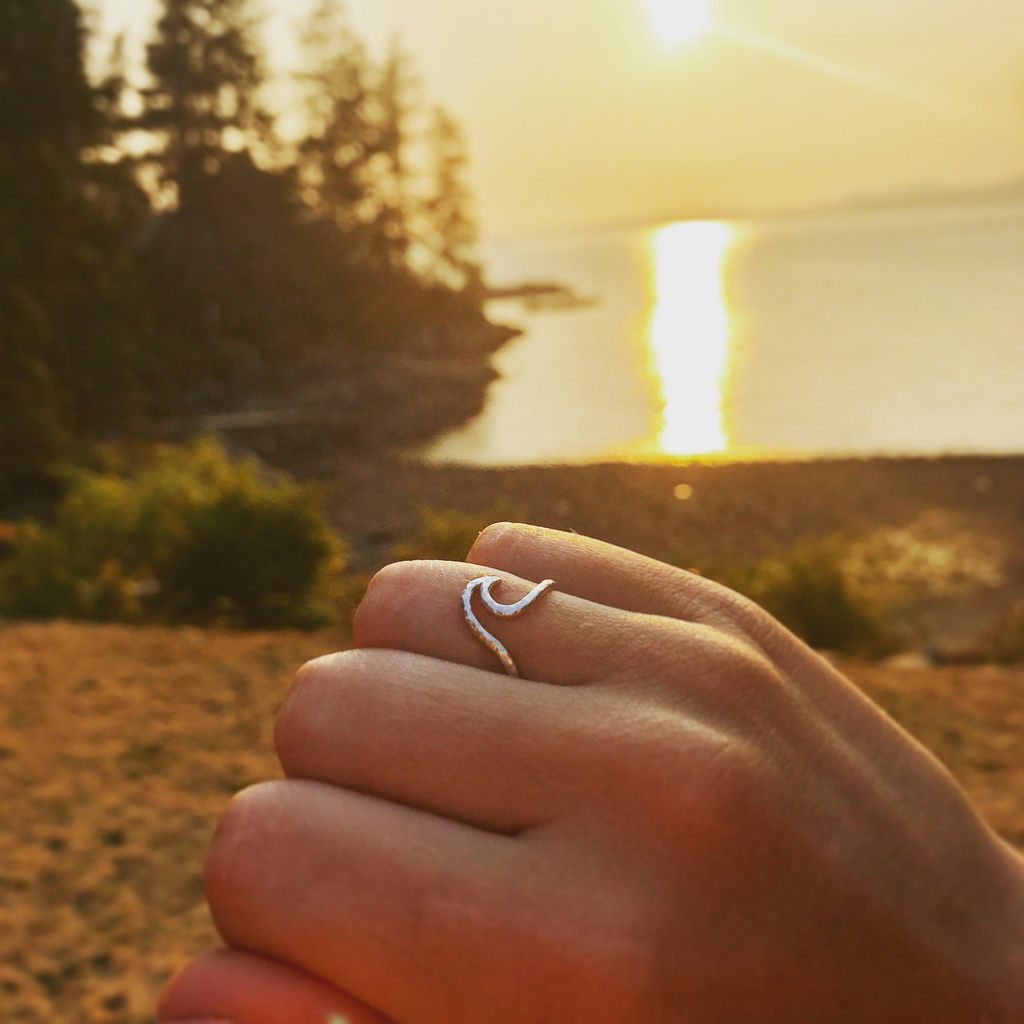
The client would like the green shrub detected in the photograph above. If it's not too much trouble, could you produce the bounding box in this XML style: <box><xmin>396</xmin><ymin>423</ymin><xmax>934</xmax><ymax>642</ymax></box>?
<box><xmin>709</xmin><ymin>536</ymin><xmax>896</xmax><ymax>657</ymax></box>
<box><xmin>0</xmin><ymin>438</ymin><xmax>345</xmax><ymax>628</ymax></box>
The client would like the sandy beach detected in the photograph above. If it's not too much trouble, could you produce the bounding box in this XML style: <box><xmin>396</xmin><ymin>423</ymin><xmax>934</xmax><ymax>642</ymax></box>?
<box><xmin>3</xmin><ymin>453</ymin><xmax>1023</xmax><ymax>1022</ymax></box>
<box><xmin>1</xmin><ymin>616</ymin><xmax>1022</xmax><ymax>1023</ymax></box>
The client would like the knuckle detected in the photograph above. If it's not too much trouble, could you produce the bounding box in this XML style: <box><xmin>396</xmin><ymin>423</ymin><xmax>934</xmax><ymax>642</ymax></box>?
<box><xmin>275</xmin><ymin>663</ymin><xmax>320</xmax><ymax>762</ymax></box>
<box><xmin>352</xmin><ymin>559</ymin><xmax>430</xmax><ymax>645</ymax></box>
<box><xmin>698</xmin><ymin>734</ymin><xmax>765</xmax><ymax>805</ymax></box>
<box><xmin>630</xmin><ymin>619</ymin><xmax>746</xmax><ymax>691</ymax></box>
<box><xmin>275</xmin><ymin>650</ymin><xmax>374</xmax><ymax>766</ymax></box>
<box><xmin>661</xmin><ymin>620</ymin><xmax>782</xmax><ymax>693</ymax></box>
<box><xmin>659</xmin><ymin>732</ymin><xmax>767</xmax><ymax>845</ymax></box>
<box><xmin>711</xmin><ymin>631</ymin><xmax>784</xmax><ymax>688</ymax></box>
<box><xmin>681</xmin><ymin>734</ymin><xmax>773</xmax><ymax>847</ymax></box>
<box><xmin>287</xmin><ymin>652</ymin><xmax>335</xmax><ymax>704</ymax></box>
<box><xmin>467</xmin><ymin>520</ymin><xmax>525</xmax><ymax>565</ymax></box>
<box><xmin>203</xmin><ymin>780</ymin><xmax>285</xmax><ymax>908</ymax></box>
<box><xmin>589</xmin><ymin>694</ymin><xmax>767</xmax><ymax>833</ymax></box>
<box><xmin>275</xmin><ymin>652</ymin><xmax>340</xmax><ymax>761</ymax></box>
<box><xmin>699</xmin><ymin>577</ymin><xmax>787</xmax><ymax>646</ymax></box>
<box><xmin>578</xmin><ymin>699</ymin><xmax>693</xmax><ymax>796</ymax></box>
<box><xmin>657</xmin><ymin>620</ymin><xmax>728</xmax><ymax>675</ymax></box>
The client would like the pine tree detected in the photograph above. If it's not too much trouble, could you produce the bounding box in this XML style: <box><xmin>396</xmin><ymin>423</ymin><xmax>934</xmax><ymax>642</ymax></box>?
<box><xmin>368</xmin><ymin>38</ymin><xmax>418</xmax><ymax>273</ymax></box>
<box><xmin>296</xmin><ymin>5</ymin><xmax>433</xmax><ymax>342</ymax></box>
<box><xmin>424</xmin><ymin>104</ymin><xmax>481</xmax><ymax>290</ymax></box>
<box><xmin>140</xmin><ymin>0</ymin><xmax>269</xmax><ymax>206</ymax></box>
<box><xmin>0</xmin><ymin>0</ymin><xmax>148</xmax><ymax>489</ymax></box>
<box><xmin>136</xmin><ymin>0</ymin><xmax>315</xmax><ymax>383</ymax></box>
<box><xmin>298</xmin><ymin>1</ymin><xmax>381</xmax><ymax>261</ymax></box>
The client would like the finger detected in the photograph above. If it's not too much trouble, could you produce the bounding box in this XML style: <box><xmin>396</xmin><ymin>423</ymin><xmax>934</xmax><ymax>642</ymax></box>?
<box><xmin>205</xmin><ymin>780</ymin><xmax>549</xmax><ymax>1024</ymax></box>
<box><xmin>465</xmin><ymin>523</ymin><xmax>842</xmax><ymax>741</ymax></box>
<box><xmin>275</xmin><ymin>647</ymin><xmax>587</xmax><ymax>834</ymax></box>
<box><xmin>352</xmin><ymin>558</ymin><xmax>678</xmax><ymax>685</ymax></box>
<box><xmin>465</xmin><ymin>525</ymin><xmax>891</xmax><ymax>731</ymax></box>
<box><xmin>158</xmin><ymin>948</ymin><xmax>392</xmax><ymax>1024</ymax></box>
<box><xmin>468</xmin><ymin>523</ymin><xmax>788</xmax><ymax>654</ymax></box>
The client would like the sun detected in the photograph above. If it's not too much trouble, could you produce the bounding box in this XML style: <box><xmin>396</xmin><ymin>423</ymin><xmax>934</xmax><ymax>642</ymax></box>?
<box><xmin>646</xmin><ymin>0</ymin><xmax>714</xmax><ymax>45</ymax></box>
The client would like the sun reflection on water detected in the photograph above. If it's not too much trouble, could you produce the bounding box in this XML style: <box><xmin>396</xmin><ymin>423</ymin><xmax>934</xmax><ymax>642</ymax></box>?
<box><xmin>647</xmin><ymin>220</ymin><xmax>736</xmax><ymax>457</ymax></box>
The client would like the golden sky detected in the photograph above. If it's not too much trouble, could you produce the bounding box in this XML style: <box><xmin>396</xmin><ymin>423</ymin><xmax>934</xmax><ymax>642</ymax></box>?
<box><xmin>97</xmin><ymin>0</ymin><xmax>1024</xmax><ymax>236</ymax></box>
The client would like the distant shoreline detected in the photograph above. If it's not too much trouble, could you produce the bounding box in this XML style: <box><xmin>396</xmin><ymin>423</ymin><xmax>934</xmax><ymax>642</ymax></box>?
<box><xmin>483</xmin><ymin>184</ymin><xmax>1024</xmax><ymax>242</ymax></box>
<box><xmin>311</xmin><ymin>450</ymin><xmax>1024</xmax><ymax>566</ymax></box>
<box><xmin>483</xmin><ymin>280</ymin><xmax>597</xmax><ymax>311</ymax></box>
<box><xmin>304</xmin><ymin>451</ymin><xmax>1023</xmax><ymax>659</ymax></box>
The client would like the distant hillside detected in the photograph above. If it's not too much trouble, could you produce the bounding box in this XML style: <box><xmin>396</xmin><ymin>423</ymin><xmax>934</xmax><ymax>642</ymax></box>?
<box><xmin>793</xmin><ymin>174</ymin><xmax>1024</xmax><ymax>219</ymax></box>
<box><xmin>624</xmin><ymin>173</ymin><xmax>1024</xmax><ymax>234</ymax></box>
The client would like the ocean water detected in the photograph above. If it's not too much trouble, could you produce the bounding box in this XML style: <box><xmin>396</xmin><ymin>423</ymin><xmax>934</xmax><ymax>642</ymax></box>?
<box><xmin>427</xmin><ymin>201</ymin><xmax>1024</xmax><ymax>465</ymax></box>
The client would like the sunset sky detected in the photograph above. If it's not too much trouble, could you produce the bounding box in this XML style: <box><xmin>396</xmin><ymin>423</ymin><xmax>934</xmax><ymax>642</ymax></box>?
<box><xmin>96</xmin><ymin>0</ymin><xmax>1024</xmax><ymax>236</ymax></box>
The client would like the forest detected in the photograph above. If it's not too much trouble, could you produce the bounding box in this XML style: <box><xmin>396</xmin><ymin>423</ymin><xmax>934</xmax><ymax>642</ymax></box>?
<box><xmin>0</xmin><ymin>0</ymin><xmax>500</xmax><ymax>502</ymax></box>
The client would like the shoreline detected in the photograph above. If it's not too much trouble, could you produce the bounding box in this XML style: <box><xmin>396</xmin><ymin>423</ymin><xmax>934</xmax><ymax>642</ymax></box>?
<box><xmin>312</xmin><ymin>452</ymin><xmax>1024</xmax><ymax>655</ymax></box>
<box><xmin>156</xmin><ymin>312</ymin><xmax>523</xmax><ymax>467</ymax></box>
<box><xmin>312</xmin><ymin>451</ymin><xmax>1024</xmax><ymax>568</ymax></box>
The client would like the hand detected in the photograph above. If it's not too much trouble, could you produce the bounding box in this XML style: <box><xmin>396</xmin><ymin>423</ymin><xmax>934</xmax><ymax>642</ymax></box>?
<box><xmin>160</xmin><ymin>524</ymin><xmax>1024</xmax><ymax>1023</ymax></box>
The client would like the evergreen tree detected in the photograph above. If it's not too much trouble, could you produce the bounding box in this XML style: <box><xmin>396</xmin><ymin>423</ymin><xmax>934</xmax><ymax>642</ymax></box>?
<box><xmin>136</xmin><ymin>0</ymin><xmax>318</xmax><ymax>385</ymax></box>
<box><xmin>0</xmin><ymin>0</ymin><xmax>148</xmax><ymax>490</ymax></box>
<box><xmin>368</xmin><ymin>38</ymin><xmax>418</xmax><ymax>273</ymax></box>
<box><xmin>296</xmin><ymin>6</ymin><xmax>455</xmax><ymax>345</ymax></box>
<box><xmin>424</xmin><ymin>104</ymin><xmax>481</xmax><ymax>290</ymax></box>
<box><xmin>140</xmin><ymin>0</ymin><xmax>269</xmax><ymax>206</ymax></box>
<box><xmin>298</xmin><ymin>1</ymin><xmax>381</xmax><ymax>262</ymax></box>
<box><xmin>0</xmin><ymin>0</ymin><xmax>494</xmax><ymax>498</ymax></box>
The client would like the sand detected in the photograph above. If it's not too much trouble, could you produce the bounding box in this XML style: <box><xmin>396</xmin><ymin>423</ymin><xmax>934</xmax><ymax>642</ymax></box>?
<box><xmin>1</xmin><ymin>621</ymin><xmax>1021</xmax><ymax>1023</ymax></box>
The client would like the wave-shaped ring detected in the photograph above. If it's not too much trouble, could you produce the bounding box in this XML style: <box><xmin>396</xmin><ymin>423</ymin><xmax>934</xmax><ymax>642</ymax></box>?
<box><xmin>461</xmin><ymin>575</ymin><xmax>556</xmax><ymax>677</ymax></box>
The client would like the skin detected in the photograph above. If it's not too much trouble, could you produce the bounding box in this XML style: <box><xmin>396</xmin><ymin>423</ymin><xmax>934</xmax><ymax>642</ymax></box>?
<box><xmin>159</xmin><ymin>523</ymin><xmax>1024</xmax><ymax>1023</ymax></box>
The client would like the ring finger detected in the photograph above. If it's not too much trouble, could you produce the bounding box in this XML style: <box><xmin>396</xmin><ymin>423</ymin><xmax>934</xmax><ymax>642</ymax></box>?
<box><xmin>352</xmin><ymin>558</ymin><xmax>692</xmax><ymax>685</ymax></box>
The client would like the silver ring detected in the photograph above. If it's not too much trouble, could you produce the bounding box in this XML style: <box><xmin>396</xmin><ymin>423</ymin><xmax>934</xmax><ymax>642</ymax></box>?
<box><xmin>461</xmin><ymin>575</ymin><xmax>556</xmax><ymax>677</ymax></box>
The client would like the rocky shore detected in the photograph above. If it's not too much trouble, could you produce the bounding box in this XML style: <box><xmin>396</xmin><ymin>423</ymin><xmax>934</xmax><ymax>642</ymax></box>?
<box><xmin>300</xmin><ymin>452</ymin><xmax>1022</xmax><ymax>659</ymax></box>
<box><xmin>157</xmin><ymin>308</ymin><xmax>521</xmax><ymax>467</ymax></box>
<box><xmin>312</xmin><ymin>453</ymin><xmax>1022</xmax><ymax>569</ymax></box>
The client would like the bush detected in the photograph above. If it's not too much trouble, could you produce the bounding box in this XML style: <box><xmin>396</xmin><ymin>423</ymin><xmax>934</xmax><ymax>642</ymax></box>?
<box><xmin>710</xmin><ymin>536</ymin><xmax>896</xmax><ymax>657</ymax></box>
<box><xmin>0</xmin><ymin>439</ymin><xmax>345</xmax><ymax>628</ymax></box>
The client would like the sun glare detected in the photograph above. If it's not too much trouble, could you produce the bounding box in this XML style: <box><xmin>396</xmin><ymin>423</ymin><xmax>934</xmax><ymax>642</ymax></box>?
<box><xmin>646</xmin><ymin>0</ymin><xmax>714</xmax><ymax>46</ymax></box>
<box><xmin>647</xmin><ymin>221</ymin><xmax>735</xmax><ymax>457</ymax></box>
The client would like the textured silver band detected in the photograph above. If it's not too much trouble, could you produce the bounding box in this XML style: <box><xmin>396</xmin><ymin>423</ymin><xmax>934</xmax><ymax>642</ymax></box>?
<box><xmin>461</xmin><ymin>575</ymin><xmax>556</xmax><ymax>677</ymax></box>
